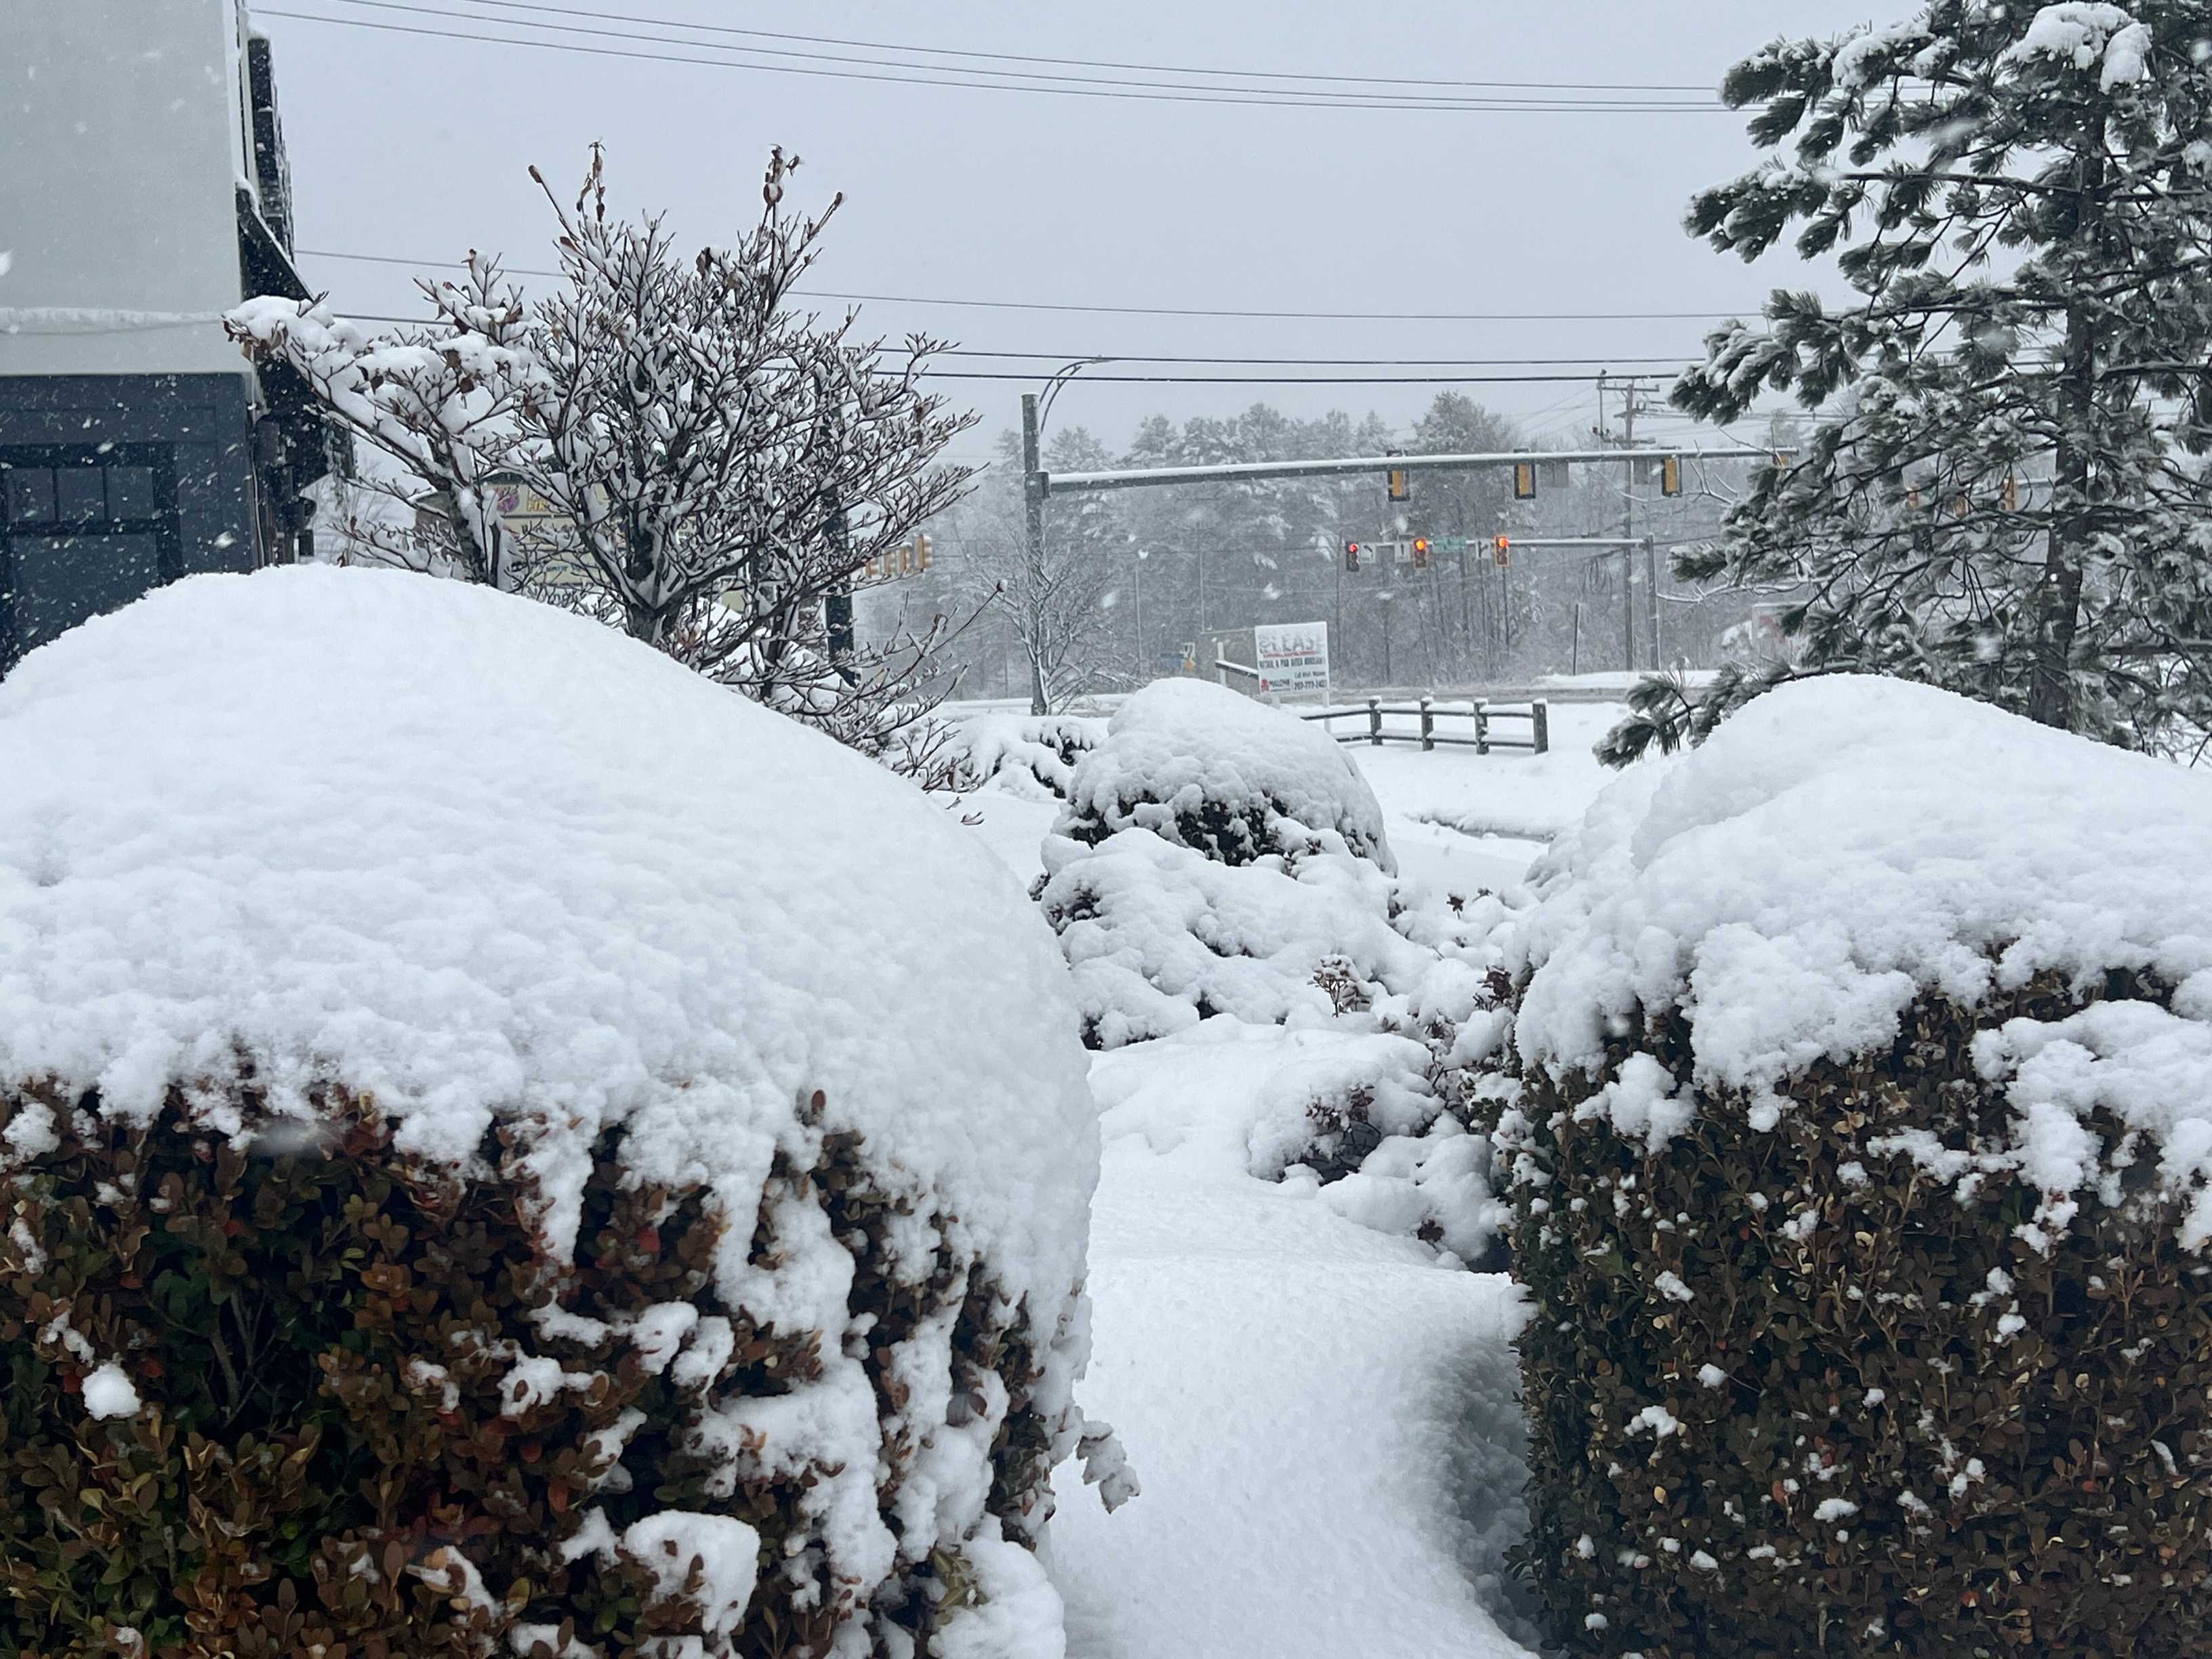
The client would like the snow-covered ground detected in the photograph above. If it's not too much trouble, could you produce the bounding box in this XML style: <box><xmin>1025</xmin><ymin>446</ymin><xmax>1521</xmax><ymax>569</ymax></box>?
<box><xmin>953</xmin><ymin>709</ymin><xmax>1631</xmax><ymax>1659</ymax></box>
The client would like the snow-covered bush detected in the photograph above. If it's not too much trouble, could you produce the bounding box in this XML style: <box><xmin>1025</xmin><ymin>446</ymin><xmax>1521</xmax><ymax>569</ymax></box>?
<box><xmin>1496</xmin><ymin>675</ymin><xmax>2212</xmax><ymax>1658</ymax></box>
<box><xmin>1056</xmin><ymin>678</ymin><xmax>1394</xmax><ymax>870</ymax></box>
<box><xmin>1242</xmin><ymin>1028</ymin><xmax>1508</xmax><ymax>1269</ymax></box>
<box><xmin>945</xmin><ymin>714</ymin><xmax>1102</xmax><ymax>801</ymax></box>
<box><xmin>0</xmin><ymin>567</ymin><xmax>1109</xmax><ymax>1659</ymax></box>
<box><xmin>1038</xmin><ymin>681</ymin><xmax>1419</xmax><ymax>1046</ymax></box>
<box><xmin>1038</xmin><ymin>827</ymin><xmax>1435</xmax><ymax>1047</ymax></box>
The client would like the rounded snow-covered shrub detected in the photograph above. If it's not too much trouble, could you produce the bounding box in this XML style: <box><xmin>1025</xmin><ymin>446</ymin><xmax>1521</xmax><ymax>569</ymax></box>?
<box><xmin>1038</xmin><ymin>825</ymin><xmax>1436</xmax><ymax>1047</ymax></box>
<box><xmin>1037</xmin><ymin>681</ymin><xmax>1429</xmax><ymax>1047</ymax></box>
<box><xmin>1496</xmin><ymin>677</ymin><xmax>2212</xmax><ymax>1659</ymax></box>
<box><xmin>0</xmin><ymin>568</ymin><xmax>1104</xmax><ymax>1659</ymax></box>
<box><xmin>1056</xmin><ymin>678</ymin><xmax>1394</xmax><ymax>871</ymax></box>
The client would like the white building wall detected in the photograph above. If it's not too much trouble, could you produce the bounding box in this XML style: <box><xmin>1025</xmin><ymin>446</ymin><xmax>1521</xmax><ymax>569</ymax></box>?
<box><xmin>0</xmin><ymin>0</ymin><xmax>257</xmax><ymax>378</ymax></box>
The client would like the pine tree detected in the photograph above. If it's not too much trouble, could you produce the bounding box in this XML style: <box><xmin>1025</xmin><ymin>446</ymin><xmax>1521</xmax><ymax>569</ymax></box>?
<box><xmin>1671</xmin><ymin>1</ymin><xmax>2212</xmax><ymax>751</ymax></box>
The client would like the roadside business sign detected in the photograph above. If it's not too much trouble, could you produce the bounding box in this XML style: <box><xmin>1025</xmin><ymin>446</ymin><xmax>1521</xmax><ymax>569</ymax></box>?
<box><xmin>1253</xmin><ymin>620</ymin><xmax>1331</xmax><ymax>695</ymax></box>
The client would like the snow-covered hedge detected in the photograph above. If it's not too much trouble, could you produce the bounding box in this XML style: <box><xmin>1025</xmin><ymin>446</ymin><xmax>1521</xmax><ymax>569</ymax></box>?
<box><xmin>0</xmin><ymin>568</ymin><xmax>1109</xmax><ymax>1659</ymax></box>
<box><xmin>1496</xmin><ymin>676</ymin><xmax>2212</xmax><ymax>1658</ymax></box>
<box><xmin>1056</xmin><ymin>679</ymin><xmax>1395</xmax><ymax>870</ymax></box>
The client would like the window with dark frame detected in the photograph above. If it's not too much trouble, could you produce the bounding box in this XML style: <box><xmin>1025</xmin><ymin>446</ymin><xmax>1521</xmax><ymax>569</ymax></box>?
<box><xmin>0</xmin><ymin>445</ymin><xmax>182</xmax><ymax>670</ymax></box>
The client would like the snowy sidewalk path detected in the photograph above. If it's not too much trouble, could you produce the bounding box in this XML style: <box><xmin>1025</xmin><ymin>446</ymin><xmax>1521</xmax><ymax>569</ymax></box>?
<box><xmin>945</xmin><ymin>701</ymin><xmax>1635</xmax><ymax>1655</ymax></box>
<box><xmin>1047</xmin><ymin>1027</ymin><xmax>1543</xmax><ymax>1659</ymax></box>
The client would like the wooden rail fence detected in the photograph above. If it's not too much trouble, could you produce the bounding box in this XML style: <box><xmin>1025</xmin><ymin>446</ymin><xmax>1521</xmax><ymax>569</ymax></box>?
<box><xmin>1298</xmin><ymin>696</ymin><xmax>1549</xmax><ymax>756</ymax></box>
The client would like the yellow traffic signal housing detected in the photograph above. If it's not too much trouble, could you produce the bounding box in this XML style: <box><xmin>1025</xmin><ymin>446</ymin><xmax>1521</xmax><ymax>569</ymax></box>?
<box><xmin>1387</xmin><ymin>467</ymin><xmax>1410</xmax><ymax>502</ymax></box>
<box><xmin>1660</xmin><ymin>454</ymin><xmax>1682</xmax><ymax>497</ymax></box>
<box><xmin>917</xmin><ymin>532</ymin><xmax>934</xmax><ymax>570</ymax></box>
<box><xmin>2001</xmin><ymin>475</ymin><xmax>2019</xmax><ymax>512</ymax></box>
<box><xmin>1513</xmin><ymin>462</ymin><xmax>1536</xmax><ymax>500</ymax></box>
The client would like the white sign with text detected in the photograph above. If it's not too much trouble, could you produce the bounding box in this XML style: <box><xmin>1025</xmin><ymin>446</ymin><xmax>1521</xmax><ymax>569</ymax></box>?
<box><xmin>1253</xmin><ymin>621</ymin><xmax>1330</xmax><ymax>695</ymax></box>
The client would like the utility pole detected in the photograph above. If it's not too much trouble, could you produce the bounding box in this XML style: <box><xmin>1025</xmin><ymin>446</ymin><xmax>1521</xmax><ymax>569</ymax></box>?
<box><xmin>1595</xmin><ymin>375</ymin><xmax>1658</xmax><ymax>676</ymax></box>
<box><xmin>1020</xmin><ymin>392</ymin><xmax>1048</xmax><ymax>715</ymax></box>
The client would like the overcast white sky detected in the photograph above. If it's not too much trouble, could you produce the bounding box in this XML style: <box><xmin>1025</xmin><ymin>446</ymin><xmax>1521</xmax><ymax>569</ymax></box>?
<box><xmin>259</xmin><ymin>1</ymin><xmax>1870</xmax><ymax>460</ymax></box>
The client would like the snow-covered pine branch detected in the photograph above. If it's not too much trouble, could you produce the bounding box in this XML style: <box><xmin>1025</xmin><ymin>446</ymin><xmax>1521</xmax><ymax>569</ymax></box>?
<box><xmin>1668</xmin><ymin>0</ymin><xmax>2212</xmax><ymax>751</ymax></box>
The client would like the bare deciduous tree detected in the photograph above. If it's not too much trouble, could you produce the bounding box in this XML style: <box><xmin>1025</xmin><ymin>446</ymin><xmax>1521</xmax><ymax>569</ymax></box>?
<box><xmin>229</xmin><ymin>146</ymin><xmax>978</xmax><ymax>763</ymax></box>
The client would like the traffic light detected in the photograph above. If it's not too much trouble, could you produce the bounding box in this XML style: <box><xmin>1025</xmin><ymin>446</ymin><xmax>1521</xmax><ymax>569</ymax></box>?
<box><xmin>2001</xmin><ymin>474</ymin><xmax>2019</xmax><ymax>512</ymax></box>
<box><xmin>1344</xmin><ymin>539</ymin><xmax>1362</xmax><ymax>572</ymax></box>
<box><xmin>1411</xmin><ymin>537</ymin><xmax>1431</xmax><ymax>569</ymax></box>
<box><xmin>1660</xmin><ymin>454</ymin><xmax>1682</xmax><ymax>497</ymax></box>
<box><xmin>916</xmin><ymin>532</ymin><xmax>934</xmax><ymax>571</ymax></box>
<box><xmin>1386</xmin><ymin>467</ymin><xmax>1410</xmax><ymax>503</ymax></box>
<box><xmin>1513</xmin><ymin>462</ymin><xmax>1537</xmax><ymax>500</ymax></box>
<box><xmin>1493</xmin><ymin>535</ymin><xmax>1511</xmax><ymax>569</ymax></box>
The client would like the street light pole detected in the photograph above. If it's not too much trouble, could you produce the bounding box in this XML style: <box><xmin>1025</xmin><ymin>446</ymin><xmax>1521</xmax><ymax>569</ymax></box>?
<box><xmin>1020</xmin><ymin>358</ymin><xmax>1113</xmax><ymax>716</ymax></box>
<box><xmin>1021</xmin><ymin>392</ymin><xmax>1048</xmax><ymax>715</ymax></box>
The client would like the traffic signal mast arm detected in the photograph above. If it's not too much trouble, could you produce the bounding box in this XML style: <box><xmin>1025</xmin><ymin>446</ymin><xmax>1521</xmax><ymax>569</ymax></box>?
<box><xmin>1036</xmin><ymin>445</ymin><xmax>1777</xmax><ymax>497</ymax></box>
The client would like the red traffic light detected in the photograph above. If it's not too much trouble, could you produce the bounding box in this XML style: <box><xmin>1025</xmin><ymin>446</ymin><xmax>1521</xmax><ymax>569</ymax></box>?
<box><xmin>1492</xmin><ymin>535</ymin><xmax>1511</xmax><ymax>569</ymax></box>
<box><xmin>1411</xmin><ymin>537</ymin><xmax>1431</xmax><ymax>569</ymax></box>
<box><xmin>1344</xmin><ymin>540</ymin><xmax>1362</xmax><ymax>571</ymax></box>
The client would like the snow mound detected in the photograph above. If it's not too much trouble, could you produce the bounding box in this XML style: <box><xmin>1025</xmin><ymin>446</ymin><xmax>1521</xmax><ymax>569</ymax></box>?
<box><xmin>1511</xmin><ymin>674</ymin><xmax>2212</xmax><ymax>1245</ymax></box>
<box><xmin>1057</xmin><ymin>679</ymin><xmax>1395</xmax><ymax>872</ymax></box>
<box><xmin>0</xmin><ymin>566</ymin><xmax>1103</xmax><ymax>1647</ymax></box>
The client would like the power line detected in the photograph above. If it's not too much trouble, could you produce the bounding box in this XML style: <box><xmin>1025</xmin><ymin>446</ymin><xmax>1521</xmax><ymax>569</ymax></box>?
<box><xmin>262</xmin><ymin>5</ymin><xmax>1738</xmax><ymax>112</ymax></box>
<box><xmin>918</xmin><ymin>369</ymin><xmax>1656</xmax><ymax>384</ymax></box>
<box><xmin>295</xmin><ymin>247</ymin><xmax>1753</xmax><ymax>324</ymax></box>
<box><xmin>434</xmin><ymin>0</ymin><xmax>1722</xmax><ymax>95</ymax></box>
<box><xmin>933</xmin><ymin>351</ymin><xmax>1698</xmax><ymax>367</ymax></box>
<box><xmin>327</xmin><ymin>322</ymin><xmax>1670</xmax><ymax>382</ymax></box>
<box><xmin>326</xmin><ymin>308</ymin><xmax>1698</xmax><ymax>365</ymax></box>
